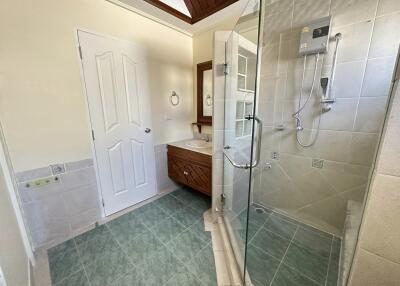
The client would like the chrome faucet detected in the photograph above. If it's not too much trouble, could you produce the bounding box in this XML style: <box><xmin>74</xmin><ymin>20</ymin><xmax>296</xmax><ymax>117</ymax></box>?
<box><xmin>201</xmin><ymin>134</ymin><xmax>210</xmax><ymax>142</ymax></box>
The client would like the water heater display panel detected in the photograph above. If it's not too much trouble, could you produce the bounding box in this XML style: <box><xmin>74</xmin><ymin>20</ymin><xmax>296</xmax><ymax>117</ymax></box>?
<box><xmin>299</xmin><ymin>16</ymin><xmax>331</xmax><ymax>56</ymax></box>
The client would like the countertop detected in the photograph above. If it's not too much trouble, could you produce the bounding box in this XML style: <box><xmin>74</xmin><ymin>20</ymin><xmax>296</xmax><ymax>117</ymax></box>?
<box><xmin>167</xmin><ymin>139</ymin><xmax>212</xmax><ymax>156</ymax></box>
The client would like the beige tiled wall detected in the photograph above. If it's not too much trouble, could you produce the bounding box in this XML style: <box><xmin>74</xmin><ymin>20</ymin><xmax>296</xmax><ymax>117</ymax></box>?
<box><xmin>253</xmin><ymin>0</ymin><xmax>400</xmax><ymax>235</ymax></box>
<box><xmin>348</xmin><ymin>76</ymin><xmax>400</xmax><ymax>285</ymax></box>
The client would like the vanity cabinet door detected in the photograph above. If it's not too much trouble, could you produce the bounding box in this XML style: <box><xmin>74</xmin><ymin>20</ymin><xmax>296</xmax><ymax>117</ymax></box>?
<box><xmin>167</xmin><ymin>146</ymin><xmax>212</xmax><ymax>196</ymax></box>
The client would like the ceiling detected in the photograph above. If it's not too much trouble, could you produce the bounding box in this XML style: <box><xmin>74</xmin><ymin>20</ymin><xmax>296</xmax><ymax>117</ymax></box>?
<box><xmin>108</xmin><ymin>0</ymin><xmax>251</xmax><ymax>35</ymax></box>
<box><xmin>143</xmin><ymin>0</ymin><xmax>240</xmax><ymax>24</ymax></box>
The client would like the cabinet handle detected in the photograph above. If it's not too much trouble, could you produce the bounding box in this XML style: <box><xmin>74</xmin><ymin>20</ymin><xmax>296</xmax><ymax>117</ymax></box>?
<box><xmin>183</xmin><ymin>171</ymin><xmax>188</xmax><ymax>175</ymax></box>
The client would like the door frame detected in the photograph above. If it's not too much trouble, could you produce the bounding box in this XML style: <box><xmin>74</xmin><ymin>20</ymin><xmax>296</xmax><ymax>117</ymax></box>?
<box><xmin>74</xmin><ymin>28</ymin><xmax>157</xmax><ymax>218</ymax></box>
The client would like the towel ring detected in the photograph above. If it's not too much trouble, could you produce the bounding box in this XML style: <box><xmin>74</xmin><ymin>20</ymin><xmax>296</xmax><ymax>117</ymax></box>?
<box><xmin>170</xmin><ymin>91</ymin><xmax>180</xmax><ymax>106</ymax></box>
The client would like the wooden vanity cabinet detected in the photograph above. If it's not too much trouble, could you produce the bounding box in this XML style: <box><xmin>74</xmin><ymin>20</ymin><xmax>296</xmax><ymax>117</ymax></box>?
<box><xmin>167</xmin><ymin>145</ymin><xmax>212</xmax><ymax>196</ymax></box>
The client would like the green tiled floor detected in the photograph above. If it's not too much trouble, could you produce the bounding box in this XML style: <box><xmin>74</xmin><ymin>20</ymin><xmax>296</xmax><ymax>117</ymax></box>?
<box><xmin>47</xmin><ymin>188</ymin><xmax>214</xmax><ymax>286</ymax></box>
<box><xmin>241</xmin><ymin>205</ymin><xmax>341</xmax><ymax>286</ymax></box>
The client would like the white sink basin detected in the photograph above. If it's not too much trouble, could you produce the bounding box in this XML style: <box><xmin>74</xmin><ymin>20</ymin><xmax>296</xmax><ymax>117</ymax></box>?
<box><xmin>185</xmin><ymin>140</ymin><xmax>211</xmax><ymax>149</ymax></box>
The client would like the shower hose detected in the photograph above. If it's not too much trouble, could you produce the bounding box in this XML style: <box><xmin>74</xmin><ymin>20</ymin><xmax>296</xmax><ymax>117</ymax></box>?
<box><xmin>292</xmin><ymin>33</ymin><xmax>342</xmax><ymax>148</ymax></box>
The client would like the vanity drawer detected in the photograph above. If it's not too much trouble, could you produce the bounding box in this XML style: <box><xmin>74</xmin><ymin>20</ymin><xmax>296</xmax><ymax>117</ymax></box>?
<box><xmin>167</xmin><ymin>145</ymin><xmax>212</xmax><ymax>196</ymax></box>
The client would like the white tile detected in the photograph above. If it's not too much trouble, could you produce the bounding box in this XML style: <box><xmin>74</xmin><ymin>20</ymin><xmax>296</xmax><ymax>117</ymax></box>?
<box><xmin>359</xmin><ymin>174</ymin><xmax>400</xmax><ymax>264</ymax></box>
<box><xmin>262</xmin><ymin>10</ymin><xmax>293</xmax><ymax>46</ymax></box>
<box><xmin>319</xmin><ymin>167</ymin><xmax>368</xmax><ymax>194</ymax></box>
<box><xmin>354</xmin><ymin>97</ymin><xmax>388</xmax><ymax>133</ymax></box>
<box><xmin>264</xmin><ymin>0</ymin><xmax>293</xmax><ymax>18</ymax></box>
<box><xmin>61</xmin><ymin>184</ymin><xmax>100</xmax><ymax>216</ymax></box>
<box><xmin>23</xmin><ymin>195</ymin><xmax>68</xmax><ymax>231</ymax></box>
<box><xmin>339</xmin><ymin>184</ymin><xmax>367</xmax><ymax>203</ymax></box>
<box><xmin>378</xmin><ymin>85</ymin><xmax>400</xmax><ymax>176</ymax></box>
<box><xmin>296</xmin><ymin>194</ymin><xmax>347</xmax><ymax>234</ymax></box>
<box><xmin>16</xmin><ymin>166</ymin><xmax>51</xmax><ymax>183</ymax></box>
<box><xmin>69</xmin><ymin>207</ymin><xmax>101</xmax><ymax>234</ymax></box>
<box><xmin>349</xmin><ymin>249</ymin><xmax>400</xmax><ymax>286</ymax></box>
<box><xmin>361</xmin><ymin>57</ymin><xmax>396</xmax><ymax>97</ymax></box>
<box><xmin>331</xmin><ymin>0</ymin><xmax>378</xmax><ymax>27</ymax></box>
<box><xmin>377</xmin><ymin>0</ymin><xmax>400</xmax><ymax>16</ymax></box>
<box><xmin>320</xmin><ymin>98</ymin><xmax>359</xmax><ymax>131</ymax></box>
<box><xmin>277</xmin><ymin>152</ymin><xmax>313</xmax><ymax>179</ymax></box>
<box><xmin>323</xmin><ymin>60</ymin><xmax>366</xmax><ymax>99</ymax></box>
<box><xmin>369</xmin><ymin>12</ymin><xmax>400</xmax><ymax>58</ymax></box>
<box><xmin>65</xmin><ymin>158</ymin><xmax>93</xmax><ymax>171</ymax></box>
<box><xmin>327</xmin><ymin>21</ymin><xmax>374</xmax><ymax>64</ymax></box>
<box><xmin>292</xmin><ymin>0</ymin><xmax>330</xmax><ymax>27</ymax></box>
<box><xmin>349</xmin><ymin>133</ymin><xmax>379</xmax><ymax>166</ymax></box>
<box><xmin>30</xmin><ymin>222</ymin><xmax>70</xmax><ymax>250</ymax></box>
<box><xmin>58</xmin><ymin>167</ymin><xmax>96</xmax><ymax>191</ymax></box>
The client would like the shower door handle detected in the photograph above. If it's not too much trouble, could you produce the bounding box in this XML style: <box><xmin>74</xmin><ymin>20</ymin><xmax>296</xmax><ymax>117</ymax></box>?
<box><xmin>223</xmin><ymin>115</ymin><xmax>263</xmax><ymax>169</ymax></box>
<box><xmin>251</xmin><ymin>115</ymin><xmax>263</xmax><ymax>168</ymax></box>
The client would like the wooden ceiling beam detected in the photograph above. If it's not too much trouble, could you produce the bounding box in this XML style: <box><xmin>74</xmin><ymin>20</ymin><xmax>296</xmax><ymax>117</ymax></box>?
<box><xmin>144</xmin><ymin>0</ymin><xmax>239</xmax><ymax>25</ymax></box>
<box><xmin>191</xmin><ymin>0</ymin><xmax>239</xmax><ymax>24</ymax></box>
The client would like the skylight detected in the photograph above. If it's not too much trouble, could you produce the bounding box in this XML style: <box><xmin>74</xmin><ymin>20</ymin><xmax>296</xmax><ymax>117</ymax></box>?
<box><xmin>159</xmin><ymin>0</ymin><xmax>192</xmax><ymax>17</ymax></box>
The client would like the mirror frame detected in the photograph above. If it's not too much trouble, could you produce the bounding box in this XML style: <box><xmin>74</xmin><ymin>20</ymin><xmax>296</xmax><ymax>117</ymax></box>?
<box><xmin>197</xmin><ymin>60</ymin><xmax>213</xmax><ymax>125</ymax></box>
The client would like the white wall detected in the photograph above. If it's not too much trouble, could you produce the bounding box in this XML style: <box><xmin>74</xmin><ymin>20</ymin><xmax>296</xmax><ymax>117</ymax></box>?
<box><xmin>193</xmin><ymin>17</ymin><xmax>239</xmax><ymax>134</ymax></box>
<box><xmin>0</xmin><ymin>168</ymin><xmax>29</xmax><ymax>286</ymax></box>
<box><xmin>0</xmin><ymin>0</ymin><xmax>194</xmax><ymax>172</ymax></box>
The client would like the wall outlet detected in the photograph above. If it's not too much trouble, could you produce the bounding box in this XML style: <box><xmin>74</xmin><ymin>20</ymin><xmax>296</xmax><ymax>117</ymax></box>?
<box><xmin>50</xmin><ymin>164</ymin><xmax>65</xmax><ymax>175</ymax></box>
<box><xmin>271</xmin><ymin>151</ymin><xmax>280</xmax><ymax>160</ymax></box>
<box><xmin>312</xmin><ymin>158</ymin><xmax>324</xmax><ymax>169</ymax></box>
<box><xmin>25</xmin><ymin>176</ymin><xmax>60</xmax><ymax>189</ymax></box>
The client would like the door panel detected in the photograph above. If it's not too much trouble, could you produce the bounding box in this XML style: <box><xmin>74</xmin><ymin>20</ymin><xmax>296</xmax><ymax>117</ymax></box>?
<box><xmin>78</xmin><ymin>30</ymin><xmax>156</xmax><ymax>216</ymax></box>
<box><xmin>108</xmin><ymin>141</ymin><xmax>128</xmax><ymax>195</ymax></box>
<box><xmin>131</xmin><ymin>139</ymin><xmax>146</xmax><ymax>187</ymax></box>
<box><xmin>96</xmin><ymin>51</ymin><xmax>120</xmax><ymax>131</ymax></box>
<box><xmin>122</xmin><ymin>55</ymin><xmax>142</xmax><ymax>126</ymax></box>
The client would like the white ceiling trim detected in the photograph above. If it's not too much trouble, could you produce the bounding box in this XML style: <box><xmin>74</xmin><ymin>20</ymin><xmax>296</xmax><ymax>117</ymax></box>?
<box><xmin>107</xmin><ymin>0</ymin><xmax>249</xmax><ymax>35</ymax></box>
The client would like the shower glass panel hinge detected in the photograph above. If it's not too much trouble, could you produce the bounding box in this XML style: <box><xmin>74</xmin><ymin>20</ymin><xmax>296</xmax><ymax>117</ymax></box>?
<box><xmin>221</xmin><ymin>193</ymin><xmax>226</xmax><ymax>205</ymax></box>
<box><xmin>224</xmin><ymin>63</ymin><xmax>231</xmax><ymax>75</ymax></box>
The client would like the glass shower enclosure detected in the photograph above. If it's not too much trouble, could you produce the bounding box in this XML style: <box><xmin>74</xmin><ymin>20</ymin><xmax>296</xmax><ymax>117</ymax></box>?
<box><xmin>221</xmin><ymin>0</ymin><xmax>395</xmax><ymax>285</ymax></box>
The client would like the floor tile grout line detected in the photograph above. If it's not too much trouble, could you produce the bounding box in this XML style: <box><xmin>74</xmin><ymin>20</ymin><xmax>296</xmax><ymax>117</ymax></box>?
<box><xmin>105</xmin><ymin>204</ymin><xmax>203</xmax><ymax>285</ymax></box>
<box><xmin>249</xmin><ymin>243</ymin><xmax>285</xmax><ymax>265</ymax></box>
<box><xmin>254</xmin><ymin>203</ymin><xmax>337</xmax><ymax>239</ymax></box>
<box><xmin>280</xmin><ymin>261</ymin><xmax>325</xmax><ymax>286</ymax></box>
<box><xmin>49</xmin><ymin>190</ymin><xmax>211</xmax><ymax>286</ymax></box>
<box><xmin>247</xmin><ymin>214</ymin><xmax>272</xmax><ymax>245</ymax></box>
<box><xmin>269</xmin><ymin>225</ymin><xmax>299</xmax><ymax>286</ymax></box>
<box><xmin>71</xmin><ymin>238</ymin><xmax>93</xmax><ymax>286</ymax></box>
<box><xmin>324</xmin><ymin>236</ymin><xmax>335</xmax><ymax>286</ymax></box>
<box><xmin>154</xmin><ymin>222</ymin><xmax>213</xmax><ymax>286</ymax></box>
<box><xmin>52</xmin><ymin>267</ymin><xmax>86</xmax><ymax>286</ymax></box>
<box><xmin>248</xmin><ymin>216</ymin><xmax>299</xmax><ymax>246</ymax></box>
<box><xmin>141</xmin><ymin>200</ymin><xmax>213</xmax><ymax>286</ymax></box>
<box><xmin>161</xmin><ymin>242</ymin><xmax>214</xmax><ymax>286</ymax></box>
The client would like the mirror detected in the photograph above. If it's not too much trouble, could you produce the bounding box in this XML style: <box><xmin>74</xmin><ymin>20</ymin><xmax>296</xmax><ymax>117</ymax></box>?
<box><xmin>197</xmin><ymin>61</ymin><xmax>213</xmax><ymax>124</ymax></box>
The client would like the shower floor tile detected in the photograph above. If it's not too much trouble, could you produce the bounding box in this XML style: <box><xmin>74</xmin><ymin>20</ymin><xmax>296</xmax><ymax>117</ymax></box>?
<box><xmin>47</xmin><ymin>188</ymin><xmax>215</xmax><ymax>286</ymax></box>
<box><xmin>243</xmin><ymin>204</ymin><xmax>341</xmax><ymax>286</ymax></box>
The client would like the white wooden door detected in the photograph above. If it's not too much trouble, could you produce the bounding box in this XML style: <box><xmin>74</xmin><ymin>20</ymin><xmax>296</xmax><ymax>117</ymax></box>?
<box><xmin>78</xmin><ymin>30</ymin><xmax>156</xmax><ymax>216</ymax></box>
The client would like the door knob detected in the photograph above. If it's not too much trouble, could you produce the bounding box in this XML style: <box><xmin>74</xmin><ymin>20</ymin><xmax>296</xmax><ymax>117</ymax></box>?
<box><xmin>145</xmin><ymin>128</ymin><xmax>151</xmax><ymax>133</ymax></box>
<box><xmin>183</xmin><ymin>171</ymin><xmax>188</xmax><ymax>176</ymax></box>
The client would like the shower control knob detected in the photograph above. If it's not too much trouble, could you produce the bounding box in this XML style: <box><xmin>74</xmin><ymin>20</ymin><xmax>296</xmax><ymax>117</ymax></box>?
<box><xmin>145</xmin><ymin>128</ymin><xmax>151</xmax><ymax>133</ymax></box>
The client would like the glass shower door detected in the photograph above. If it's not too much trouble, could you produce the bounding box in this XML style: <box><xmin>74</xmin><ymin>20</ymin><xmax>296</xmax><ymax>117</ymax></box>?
<box><xmin>221</xmin><ymin>0</ymin><xmax>262</xmax><ymax>282</ymax></box>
